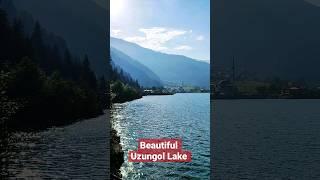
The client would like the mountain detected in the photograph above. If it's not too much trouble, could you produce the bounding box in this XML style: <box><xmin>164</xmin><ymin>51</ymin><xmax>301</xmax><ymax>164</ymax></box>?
<box><xmin>111</xmin><ymin>47</ymin><xmax>163</xmax><ymax>87</ymax></box>
<box><xmin>0</xmin><ymin>0</ymin><xmax>72</xmax><ymax>60</ymax></box>
<box><xmin>213</xmin><ymin>0</ymin><xmax>320</xmax><ymax>81</ymax></box>
<box><xmin>12</xmin><ymin>0</ymin><xmax>109</xmax><ymax>77</ymax></box>
<box><xmin>111</xmin><ymin>37</ymin><xmax>210</xmax><ymax>88</ymax></box>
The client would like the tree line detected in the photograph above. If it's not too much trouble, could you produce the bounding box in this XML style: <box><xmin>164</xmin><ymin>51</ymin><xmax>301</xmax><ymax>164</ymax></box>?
<box><xmin>0</xmin><ymin>8</ymin><xmax>141</xmax><ymax>130</ymax></box>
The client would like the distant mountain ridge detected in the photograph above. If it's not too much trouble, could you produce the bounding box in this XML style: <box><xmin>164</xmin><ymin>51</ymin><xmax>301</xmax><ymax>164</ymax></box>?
<box><xmin>111</xmin><ymin>47</ymin><xmax>163</xmax><ymax>87</ymax></box>
<box><xmin>111</xmin><ymin>37</ymin><xmax>210</xmax><ymax>88</ymax></box>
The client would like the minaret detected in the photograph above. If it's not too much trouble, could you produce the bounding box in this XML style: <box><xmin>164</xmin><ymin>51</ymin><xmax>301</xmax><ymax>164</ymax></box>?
<box><xmin>232</xmin><ymin>56</ymin><xmax>236</xmax><ymax>82</ymax></box>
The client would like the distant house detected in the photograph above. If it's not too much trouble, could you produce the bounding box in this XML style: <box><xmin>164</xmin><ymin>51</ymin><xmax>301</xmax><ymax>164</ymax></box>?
<box><xmin>144</xmin><ymin>89</ymin><xmax>153</xmax><ymax>93</ymax></box>
<box><xmin>281</xmin><ymin>87</ymin><xmax>304</xmax><ymax>97</ymax></box>
<box><xmin>143</xmin><ymin>89</ymin><xmax>154</xmax><ymax>95</ymax></box>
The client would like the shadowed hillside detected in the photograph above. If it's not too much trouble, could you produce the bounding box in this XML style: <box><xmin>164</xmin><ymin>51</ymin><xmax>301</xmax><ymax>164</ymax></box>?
<box><xmin>12</xmin><ymin>0</ymin><xmax>109</xmax><ymax>76</ymax></box>
<box><xmin>111</xmin><ymin>47</ymin><xmax>163</xmax><ymax>88</ymax></box>
<box><xmin>214</xmin><ymin>0</ymin><xmax>320</xmax><ymax>82</ymax></box>
<box><xmin>111</xmin><ymin>37</ymin><xmax>210</xmax><ymax>88</ymax></box>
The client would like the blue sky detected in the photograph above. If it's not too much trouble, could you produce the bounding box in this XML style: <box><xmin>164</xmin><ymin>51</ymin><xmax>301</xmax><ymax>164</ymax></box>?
<box><xmin>110</xmin><ymin>0</ymin><xmax>210</xmax><ymax>62</ymax></box>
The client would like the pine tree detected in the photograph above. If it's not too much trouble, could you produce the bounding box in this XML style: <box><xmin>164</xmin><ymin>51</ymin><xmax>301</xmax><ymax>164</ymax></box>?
<box><xmin>31</xmin><ymin>21</ymin><xmax>46</xmax><ymax>67</ymax></box>
<box><xmin>0</xmin><ymin>9</ymin><xmax>12</xmax><ymax>61</ymax></box>
<box><xmin>82</xmin><ymin>55</ymin><xmax>97</xmax><ymax>90</ymax></box>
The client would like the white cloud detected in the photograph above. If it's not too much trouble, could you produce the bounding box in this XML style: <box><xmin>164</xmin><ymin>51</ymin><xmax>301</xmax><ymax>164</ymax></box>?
<box><xmin>196</xmin><ymin>35</ymin><xmax>204</xmax><ymax>41</ymax></box>
<box><xmin>124</xmin><ymin>27</ymin><xmax>188</xmax><ymax>51</ymax></box>
<box><xmin>111</xmin><ymin>29</ymin><xmax>122</xmax><ymax>37</ymax></box>
<box><xmin>174</xmin><ymin>45</ymin><xmax>193</xmax><ymax>51</ymax></box>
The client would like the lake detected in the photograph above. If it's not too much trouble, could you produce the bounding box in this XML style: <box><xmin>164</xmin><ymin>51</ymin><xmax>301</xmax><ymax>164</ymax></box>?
<box><xmin>0</xmin><ymin>113</ymin><xmax>110</xmax><ymax>179</ymax></box>
<box><xmin>212</xmin><ymin>99</ymin><xmax>320</xmax><ymax>179</ymax></box>
<box><xmin>3</xmin><ymin>97</ymin><xmax>316</xmax><ymax>179</ymax></box>
<box><xmin>111</xmin><ymin>93</ymin><xmax>210</xmax><ymax>179</ymax></box>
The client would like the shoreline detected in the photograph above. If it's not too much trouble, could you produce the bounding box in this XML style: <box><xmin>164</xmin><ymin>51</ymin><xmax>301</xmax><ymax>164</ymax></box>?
<box><xmin>110</xmin><ymin>93</ymin><xmax>209</xmax><ymax>179</ymax></box>
<box><xmin>110</xmin><ymin>93</ymin><xmax>146</xmax><ymax>179</ymax></box>
<box><xmin>110</xmin><ymin>96</ymin><xmax>141</xmax><ymax>179</ymax></box>
<box><xmin>5</xmin><ymin>110</ymin><xmax>105</xmax><ymax>133</ymax></box>
<box><xmin>111</xmin><ymin>128</ymin><xmax>124</xmax><ymax>179</ymax></box>
<box><xmin>110</xmin><ymin>93</ymin><xmax>210</xmax><ymax>178</ymax></box>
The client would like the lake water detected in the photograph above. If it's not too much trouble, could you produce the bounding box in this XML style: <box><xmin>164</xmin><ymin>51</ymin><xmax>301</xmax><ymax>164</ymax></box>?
<box><xmin>0</xmin><ymin>113</ymin><xmax>110</xmax><ymax>179</ymax></box>
<box><xmin>111</xmin><ymin>93</ymin><xmax>210</xmax><ymax>179</ymax></box>
<box><xmin>213</xmin><ymin>99</ymin><xmax>320</xmax><ymax>179</ymax></box>
<box><xmin>2</xmin><ymin>98</ymin><xmax>317</xmax><ymax>179</ymax></box>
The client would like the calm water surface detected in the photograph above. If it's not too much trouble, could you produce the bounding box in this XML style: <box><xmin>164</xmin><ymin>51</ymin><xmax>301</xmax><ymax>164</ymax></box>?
<box><xmin>213</xmin><ymin>100</ymin><xmax>320</xmax><ymax>179</ymax></box>
<box><xmin>111</xmin><ymin>93</ymin><xmax>210</xmax><ymax>179</ymax></box>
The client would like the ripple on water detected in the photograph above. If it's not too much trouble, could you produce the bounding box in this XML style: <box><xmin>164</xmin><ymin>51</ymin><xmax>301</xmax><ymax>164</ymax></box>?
<box><xmin>111</xmin><ymin>93</ymin><xmax>210</xmax><ymax>179</ymax></box>
<box><xmin>1</xmin><ymin>113</ymin><xmax>110</xmax><ymax>179</ymax></box>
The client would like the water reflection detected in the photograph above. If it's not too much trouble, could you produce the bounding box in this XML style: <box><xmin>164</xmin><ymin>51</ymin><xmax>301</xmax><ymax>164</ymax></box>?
<box><xmin>111</xmin><ymin>93</ymin><xmax>210</xmax><ymax>179</ymax></box>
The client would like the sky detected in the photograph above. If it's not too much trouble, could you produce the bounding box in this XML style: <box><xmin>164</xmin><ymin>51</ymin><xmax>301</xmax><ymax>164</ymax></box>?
<box><xmin>110</xmin><ymin>0</ymin><xmax>210</xmax><ymax>62</ymax></box>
